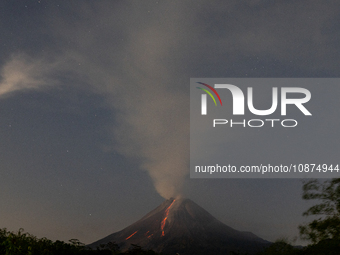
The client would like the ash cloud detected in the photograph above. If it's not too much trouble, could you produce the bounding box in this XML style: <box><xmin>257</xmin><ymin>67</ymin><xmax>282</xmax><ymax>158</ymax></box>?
<box><xmin>0</xmin><ymin>1</ymin><xmax>192</xmax><ymax>199</ymax></box>
<box><xmin>1</xmin><ymin>0</ymin><xmax>339</xmax><ymax>199</ymax></box>
<box><xmin>0</xmin><ymin>54</ymin><xmax>60</xmax><ymax>97</ymax></box>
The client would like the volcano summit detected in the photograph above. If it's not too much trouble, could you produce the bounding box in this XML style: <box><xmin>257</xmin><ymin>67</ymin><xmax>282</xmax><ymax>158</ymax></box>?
<box><xmin>89</xmin><ymin>198</ymin><xmax>269</xmax><ymax>255</ymax></box>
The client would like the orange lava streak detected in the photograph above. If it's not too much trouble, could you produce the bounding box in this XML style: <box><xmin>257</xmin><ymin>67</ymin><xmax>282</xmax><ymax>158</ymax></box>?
<box><xmin>125</xmin><ymin>231</ymin><xmax>138</xmax><ymax>240</ymax></box>
<box><xmin>161</xmin><ymin>199</ymin><xmax>176</xmax><ymax>236</ymax></box>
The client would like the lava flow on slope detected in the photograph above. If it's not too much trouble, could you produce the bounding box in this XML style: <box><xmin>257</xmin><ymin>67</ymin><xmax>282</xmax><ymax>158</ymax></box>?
<box><xmin>89</xmin><ymin>198</ymin><xmax>270</xmax><ymax>255</ymax></box>
<box><xmin>160</xmin><ymin>199</ymin><xmax>175</xmax><ymax>236</ymax></box>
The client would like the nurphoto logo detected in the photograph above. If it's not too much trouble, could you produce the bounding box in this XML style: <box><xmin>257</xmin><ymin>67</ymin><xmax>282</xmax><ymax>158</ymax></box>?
<box><xmin>196</xmin><ymin>82</ymin><xmax>312</xmax><ymax>128</ymax></box>
<box><xmin>191</xmin><ymin>78</ymin><xmax>339</xmax><ymax>179</ymax></box>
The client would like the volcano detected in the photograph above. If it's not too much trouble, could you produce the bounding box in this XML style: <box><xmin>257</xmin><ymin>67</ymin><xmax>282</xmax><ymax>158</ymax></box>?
<box><xmin>89</xmin><ymin>198</ymin><xmax>270</xmax><ymax>255</ymax></box>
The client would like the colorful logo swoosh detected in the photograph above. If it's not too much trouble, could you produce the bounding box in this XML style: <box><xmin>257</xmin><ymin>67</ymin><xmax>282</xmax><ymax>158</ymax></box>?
<box><xmin>196</xmin><ymin>82</ymin><xmax>222</xmax><ymax>106</ymax></box>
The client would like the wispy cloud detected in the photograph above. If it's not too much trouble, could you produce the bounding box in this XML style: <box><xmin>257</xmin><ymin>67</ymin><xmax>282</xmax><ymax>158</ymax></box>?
<box><xmin>0</xmin><ymin>0</ymin><xmax>339</xmax><ymax>199</ymax></box>
<box><xmin>0</xmin><ymin>54</ymin><xmax>59</xmax><ymax>97</ymax></box>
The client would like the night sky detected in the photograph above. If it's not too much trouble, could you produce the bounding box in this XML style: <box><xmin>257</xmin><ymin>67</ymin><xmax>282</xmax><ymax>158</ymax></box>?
<box><xmin>1</xmin><ymin>0</ymin><xmax>339</xmax><ymax>246</ymax></box>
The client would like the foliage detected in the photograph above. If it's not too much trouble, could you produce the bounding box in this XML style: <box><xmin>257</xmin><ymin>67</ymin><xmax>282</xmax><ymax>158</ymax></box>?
<box><xmin>0</xmin><ymin>228</ymin><xmax>162</xmax><ymax>255</ymax></box>
<box><xmin>299</xmin><ymin>178</ymin><xmax>340</xmax><ymax>243</ymax></box>
<box><xmin>0</xmin><ymin>228</ymin><xmax>86</xmax><ymax>255</ymax></box>
<box><xmin>255</xmin><ymin>240</ymin><xmax>301</xmax><ymax>255</ymax></box>
<box><xmin>229</xmin><ymin>251</ymin><xmax>249</xmax><ymax>255</ymax></box>
<box><xmin>302</xmin><ymin>239</ymin><xmax>340</xmax><ymax>255</ymax></box>
<box><xmin>255</xmin><ymin>239</ymin><xmax>340</xmax><ymax>255</ymax></box>
<box><xmin>124</xmin><ymin>244</ymin><xmax>158</xmax><ymax>255</ymax></box>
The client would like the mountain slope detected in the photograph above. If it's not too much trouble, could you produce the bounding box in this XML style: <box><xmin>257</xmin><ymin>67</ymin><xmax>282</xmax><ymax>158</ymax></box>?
<box><xmin>89</xmin><ymin>198</ymin><xmax>270</xmax><ymax>255</ymax></box>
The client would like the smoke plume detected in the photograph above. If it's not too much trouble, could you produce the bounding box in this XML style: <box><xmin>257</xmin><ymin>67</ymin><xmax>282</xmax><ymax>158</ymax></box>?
<box><xmin>0</xmin><ymin>2</ymin><xmax>190</xmax><ymax>199</ymax></box>
<box><xmin>3</xmin><ymin>1</ymin><xmax>335</xmax><ymax>198</ymax></box>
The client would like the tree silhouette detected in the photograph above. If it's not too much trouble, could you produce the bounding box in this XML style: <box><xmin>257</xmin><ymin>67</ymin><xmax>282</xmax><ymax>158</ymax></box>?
<box><xmin>255</xmin><ymin>240</ymin><xmax>300</xmax><ymax>255</ymax></box>
<box><xmin>299</xmin><ymin>178</ymin><xmax>340</xmax><ymax>243</ymax></box>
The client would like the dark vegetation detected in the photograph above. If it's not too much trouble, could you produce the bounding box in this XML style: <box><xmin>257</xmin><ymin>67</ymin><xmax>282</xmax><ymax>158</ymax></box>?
<box><xmin>255</xmin><ymin>178</ymin><xmax>340</xmax><ymax>255</ymax></box>
<box><xmin>1</xmin><ymin>178</ymin><xmax>339</xmax><ymax>255</ymax></box>
<box><xmin>0</xmin><ymin>228</ymin><xmax>159</xmax><ymax>255</ymax></box>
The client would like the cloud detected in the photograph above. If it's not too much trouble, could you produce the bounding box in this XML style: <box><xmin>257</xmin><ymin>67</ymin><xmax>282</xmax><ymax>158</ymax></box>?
<box><xmin>0</xmin><ymin>1</ymin><xmax>192</xmax><ymax>199</ymax></box>
<box><xmin>1</xmin><ymin>0</ymin><xmax>339</xmax><ymax>199</ymax></box>
<box><xmin>0</xmin><ymin>54</ymin><xmax>59</xmax><ymax>97</ymax></box>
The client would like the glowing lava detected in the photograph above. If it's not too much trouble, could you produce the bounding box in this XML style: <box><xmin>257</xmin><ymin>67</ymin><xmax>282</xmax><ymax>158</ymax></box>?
<box><xmin>125</xmin><ymin>231</ymin><xmax>138</xmax><ymax>240</ymax></box>
<box><xmin>160</xmin><ymin>199</ymin><xmax>176</xmax><ymax>236</ymax></box>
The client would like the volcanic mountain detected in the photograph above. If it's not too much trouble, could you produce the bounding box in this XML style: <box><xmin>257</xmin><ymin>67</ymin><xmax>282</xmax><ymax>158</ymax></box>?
<box><xmin>89</xmin><ymin>198</ymin><xmax>270</xmax><ymax>255</ymax></box>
